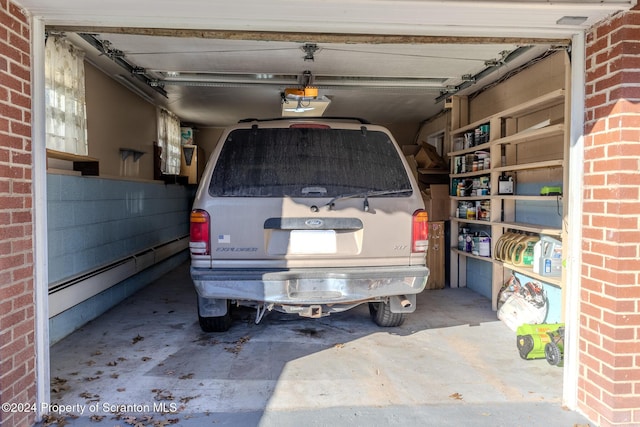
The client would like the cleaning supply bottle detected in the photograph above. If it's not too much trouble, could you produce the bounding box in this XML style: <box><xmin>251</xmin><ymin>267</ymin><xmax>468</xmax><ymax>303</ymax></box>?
<box><xmin>540</xmin><ymin>236</ymin><xmax>562</xmax><ymax>277</ymax></box>
<box><xmin>533</xmin><ymin>239</ymin><xmax>543</xmax><ymax>274</ymax></box>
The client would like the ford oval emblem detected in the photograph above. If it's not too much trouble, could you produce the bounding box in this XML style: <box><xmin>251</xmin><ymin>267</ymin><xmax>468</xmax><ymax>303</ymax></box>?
<box><xmin>305</xmin><ymin>219</ymin><xmax>324</xmax><ymax>228</ymax></box>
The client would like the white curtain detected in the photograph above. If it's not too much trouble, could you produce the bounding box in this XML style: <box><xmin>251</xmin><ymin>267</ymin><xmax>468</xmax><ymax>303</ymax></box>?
<box><xmin>44</xmin><ymin>36</ymin><xmax>88</xmax><ymax>155</ymax></box>
<box><xmin>157</xmin><ymin>108</ymin><xmax>181</xmax><ymax>175</ymax></box>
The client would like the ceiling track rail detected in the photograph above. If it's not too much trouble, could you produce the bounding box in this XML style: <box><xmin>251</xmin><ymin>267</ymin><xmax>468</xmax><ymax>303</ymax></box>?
<box><xmin>77</xmin><ymin>33</ymin><xmax>168</xmax><ymax>98</ymax></box>
<box><xmin>435</xmin><ymin>44</ymin><xmax>542</xmax><ymax>103</ymax></box>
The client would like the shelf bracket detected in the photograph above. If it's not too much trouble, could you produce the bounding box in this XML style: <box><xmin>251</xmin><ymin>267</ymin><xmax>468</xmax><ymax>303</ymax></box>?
<box><xmin>120</xmin><ymin>148</ymin><xmax>145</xmax><ymax>162</ymax></box>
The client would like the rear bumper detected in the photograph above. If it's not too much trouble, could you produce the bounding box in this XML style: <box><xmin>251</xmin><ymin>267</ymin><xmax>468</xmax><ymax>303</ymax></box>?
<box><xmin>190</xmin><ymin>265</ymin><xmax>429</xmax><ymax>306</ymax></box>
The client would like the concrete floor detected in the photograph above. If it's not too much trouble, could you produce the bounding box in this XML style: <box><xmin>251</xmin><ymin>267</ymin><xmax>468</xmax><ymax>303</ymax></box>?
<box><xmin>42</xmin><ymin>261</ymin><xmax>591</xmax><ymax>427</ymax></box>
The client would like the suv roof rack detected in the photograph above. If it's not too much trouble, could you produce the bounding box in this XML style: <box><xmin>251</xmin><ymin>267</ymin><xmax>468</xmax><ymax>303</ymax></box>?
<box><xmin>238</xmin><ymin>116</ymin><xmax>371</xmax><ymax>125</ymax></box>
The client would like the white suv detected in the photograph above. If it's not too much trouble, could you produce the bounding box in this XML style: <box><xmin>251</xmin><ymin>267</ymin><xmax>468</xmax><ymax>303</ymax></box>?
<box><xmin>189</xmin><ymin>118</ymin><xmax>429</xmax><ymax>332</ymax></box>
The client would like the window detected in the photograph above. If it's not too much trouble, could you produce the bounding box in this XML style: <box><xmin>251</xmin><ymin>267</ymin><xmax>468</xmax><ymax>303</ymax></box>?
<box><xmin>157</xmin><ymin>108</ymin><xmax>181</xmax><ymax>175</ymax></box>
<box><xmin>209</xmin><ymin>128</ymin><xmax>412</xmax><ymax>197</ymax></box>
<box><xmin>44</xmin><ymin>36</ymin><xmax>88</xmax><ymax>155</ymax></box>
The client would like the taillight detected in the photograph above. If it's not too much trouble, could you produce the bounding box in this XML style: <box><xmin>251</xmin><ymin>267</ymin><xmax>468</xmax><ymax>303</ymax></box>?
<box><xmin>412</xmin><ymin>210</ymin><xmax>429</xmax><ymax>253</ymax></box>
<box><xmin>190</xmin><ymin>209</ymin><xmax>210</xmax><ymax>255</ymax></box>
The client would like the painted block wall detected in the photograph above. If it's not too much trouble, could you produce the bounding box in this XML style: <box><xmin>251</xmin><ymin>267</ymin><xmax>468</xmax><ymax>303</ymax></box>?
<box><xmin>0</xmin><ymin>2</ymin><xmax>36</xmax><ymax>426</ymax></box>
<box><xmin>47</xmin><ymin>174</ymin><xmax>193</xmax><ymax>284</ymax></box>
<box><xmin>582</xmin><ymin>7</ymin><xmax>640</xmax><ymax>427</ymax></box>
<box><xmin>48</xmin><ymin>250</ymin><xmax>189</xmax><ymax>345</ymax></box>
<box><xmin>46</xmin><ymin>173</ymin><xmax>194</xmax><ymax>343</ymax></box>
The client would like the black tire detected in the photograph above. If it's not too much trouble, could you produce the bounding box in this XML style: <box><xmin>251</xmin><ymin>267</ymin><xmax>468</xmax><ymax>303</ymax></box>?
<box><xmin>198</xmin><ymin>299</ymin><xmax>232</xmax><ymax>332</ymax></box>
<box><xmin>545</xmin><ymin>342</ymin><xmax>562</xmax><ymax>366</ymax></box>
<box><xmin>517</xmin><ymin>335</ymin><xmax>534</xmax><ymax>359</ymax></box>
<box><xmin>368</xmin><ymin>302</ymin><xmax>406</xmax><ymax>327</ymax></box>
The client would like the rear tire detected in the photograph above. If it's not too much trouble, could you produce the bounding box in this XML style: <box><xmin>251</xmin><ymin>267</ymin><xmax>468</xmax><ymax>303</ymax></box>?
<box><xmin>198</xmin><ymin>299</ymin><xmax>232</xmax><ymax>332</ymax></box>
<box><xmin>545</xmin><ymin>342</ymin><xmax>562</xmax><ymax>366</ymax></box>
<box><xmin>369</xmin><ymin>301</ymin><xmax>406</xmax><ymax>327</ymax></box>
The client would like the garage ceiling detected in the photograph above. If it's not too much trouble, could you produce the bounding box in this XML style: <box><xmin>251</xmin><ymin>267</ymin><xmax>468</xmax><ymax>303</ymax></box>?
<box><xmin>25</xmin><ymin>0</ymin><xmax>635</xmax><ymax>127</ymax></box>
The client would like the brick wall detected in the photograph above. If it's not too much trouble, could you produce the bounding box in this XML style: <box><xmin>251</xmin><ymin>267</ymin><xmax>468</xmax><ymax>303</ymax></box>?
<box><xmin>0</xmin><ymin>0</ymin><xmax>36</xmax><ymax>426</ymax></box>
<box><xmin>582</xmin><ymin>6</ymin><xmax>640</xmax><ymax>427</ymax></box>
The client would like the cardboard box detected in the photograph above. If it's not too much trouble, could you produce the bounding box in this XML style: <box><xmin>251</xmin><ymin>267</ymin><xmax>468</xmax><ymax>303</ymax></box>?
<box><xmin>421</xmin><ymin>184</ymin><xmax>450</xmax><ymax>221</ymax></box>
<box><xmin>415</xmin><ymin>142</ymin><xmax>446</xmax><ymax>169</ymax></box>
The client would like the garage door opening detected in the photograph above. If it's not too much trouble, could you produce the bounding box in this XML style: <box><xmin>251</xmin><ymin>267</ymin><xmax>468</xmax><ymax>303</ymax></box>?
<box><xmin>33</xmin><ymin>21</ymin><xmax>584</xmax><ymax>426</ymax></box>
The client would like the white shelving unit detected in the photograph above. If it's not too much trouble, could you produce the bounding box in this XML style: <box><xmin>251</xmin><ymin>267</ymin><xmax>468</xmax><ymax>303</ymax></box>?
<box><xmin>447</xmin><ymin>77</ymin><xmax>570</xmax><ymax>311</ymax></box>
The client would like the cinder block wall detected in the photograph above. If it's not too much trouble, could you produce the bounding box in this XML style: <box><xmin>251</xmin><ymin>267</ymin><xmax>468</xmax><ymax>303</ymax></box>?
<box><xmin>582</xmin><ymin>6</ymin><xmax>640</xmax><ymax>427</ymax></box>
<box><xmin>0</xmin><ymin>2</ymin><xmax>36</xmax><ymax>427</ymax></box>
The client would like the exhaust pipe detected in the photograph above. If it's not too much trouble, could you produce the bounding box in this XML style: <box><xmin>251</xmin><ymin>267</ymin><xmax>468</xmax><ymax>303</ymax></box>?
<box><xmin>399</xmin><ymin>295</ymin><xmax>412</xmax><ymax>308</ymax></box>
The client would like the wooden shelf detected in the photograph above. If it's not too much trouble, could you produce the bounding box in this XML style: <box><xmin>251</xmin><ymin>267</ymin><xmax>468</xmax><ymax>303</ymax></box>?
<box><xmin>450</xmin><ymin>217</ymin><xmax>492</xmax><ymax>226</ymax></box>
<box><xmin>452</xmin><ymin>248</ymin><xmax>495</xmax><ymax>263</ymax></box>
<box><xmin>450</xmin><ymin>170</ymin><xmax>491</xmax><ymax>179</ymax></box>
<box><xmin>491</xmin><ymin>123</ymin><xmax>564</xmax><ymax>147</ymax></box>
<box><xmin>500</xmin><ymin>262</ymin><xmax>562</xmax><ymax>287</ymax></box>
<box><xmin>497</xmin><ymin>89</ymin><xmax>565</xmax><ymax>119</ymax></box>
<box><xmin>450</xmin><ymin>89</ymin><xmax>565</xmax><ymax>137</ymax></box>
<box><xmin>46</xmin><ymin>149</ymin><xmax>99</xmax><ymax>176</ymax></box>
<box><xmin>453</xmin><ymin>218</ymin><xmax>561</xmax><ymax>235</ymax></box>
<box><xmin>494</xmin><ymin>194</ymin><xmax>563</xmax><ymax>201</ymax></box>
<box><xmin>447</xmin><ymin>141</ymin><xmax>491</xmax><ymax>157</ymax></box>
<box><xmin>495</xmin><ymin>221</ymin><xmax>562</xmax><ymax>236</ymax></box>
<box><xmin>451</xmin><ymin>196</ymin><xmax>491</xmax><ymax>201</ymax></box>
<box><xmin>493</xmin><ymin>159</ymin><xmax>564</xmax><ymax>173</ymax></box>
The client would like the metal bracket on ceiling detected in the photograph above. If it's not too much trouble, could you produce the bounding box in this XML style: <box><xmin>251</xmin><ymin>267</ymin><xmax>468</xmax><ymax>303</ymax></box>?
<box><xmin>302</xmin><ymin>43</ymin><xmax>319</xmax><ymax>62</ymax></box>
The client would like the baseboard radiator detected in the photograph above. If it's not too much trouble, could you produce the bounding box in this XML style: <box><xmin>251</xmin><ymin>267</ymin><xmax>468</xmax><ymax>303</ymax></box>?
<box><xmin>48</xmin><ymin>236</ymin><xmax>189</xmax><ymax>317</ymax></box>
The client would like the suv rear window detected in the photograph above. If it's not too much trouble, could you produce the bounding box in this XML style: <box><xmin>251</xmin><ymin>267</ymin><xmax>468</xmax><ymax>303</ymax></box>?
<box><xmin>209</xmin><ymin>127</ymin><xmax>412</xmax><ymax>197</ymax></box>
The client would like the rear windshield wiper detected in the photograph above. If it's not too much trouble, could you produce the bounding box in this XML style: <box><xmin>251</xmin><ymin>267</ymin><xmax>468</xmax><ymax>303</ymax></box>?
<box><xmin>326</xmin><ymin>189</ymin><xmax>413</xmax><ymax>211</ymax></box>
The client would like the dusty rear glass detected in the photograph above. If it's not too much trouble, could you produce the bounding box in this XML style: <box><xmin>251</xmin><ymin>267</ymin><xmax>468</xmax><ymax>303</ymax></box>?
<box><xmin>208</xmin><ymin>127</ymin><xmax>412</xmax><ymax>197</ymax></box>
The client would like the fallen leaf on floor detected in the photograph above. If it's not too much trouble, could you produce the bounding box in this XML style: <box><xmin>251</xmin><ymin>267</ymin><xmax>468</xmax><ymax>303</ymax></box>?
<box><xmin>79</xmin><ymin>391</ymin><xmax>100</xmax><ymax>402</ymax></box>
<box><xmin>123</xmin><ymin>415</ymin><xmax>137</xmax><ymax>423</ymax></box>
<box><xmin>107</xmin><ymin>361</ymin><xmax>117</xmax><ymax>366</ymax></box>
<box><xmin>91</xmin><ymin>350</ymin><xmax>102</xmax><ymax>356</ymax></box>
<box><xmin>83</xmin><ymin>376</ymin><xmax>100</xmax><ymax>382</ymax></box>
<box><xmin>117</xmin><ymin>388</ymin><xmax>126</xmax><ymax>392</ymax></box>
<box><xmin>178</xmin><ymin>373</ymin><xmax>194</xmax><ymax>380</ymax></box>
<box><xmin>41</xmin><ymin>414</ymin><xmax>68</xmax><ymax>427</ymax></box>
<box><xmin>179</xmin><ymin>395</ymin><xmax>200</xmax><ymax>403</ymax></box>
<box><xmin>449</xmin><ymin>392</ymin><xmax>463</xmax><ymax>400</ymax></box>
<box><xmin>89</xmin><ymin>415</ymin><xmax>105</xmax><ymax>422</ymax></box>
<box><xmin>334</xmin><ymin>343</ymin><xmax>345</xmax><ymax>349</ymax></box>
<box><xmin>118</xmin><ymin>357</ymin><xmax>127</xmax><ymax>362</ymax></box>
<box><xmin>110</xmin><ymin>373</ymin><xmax>119</xmax><ymax>379</ymax></box>
<box><xmin>142</xmin><ymin>356</ymin><xmax>152</xmax><ymax>362</ymax></box>
<box><xmin>224</xmin><ymin>335</ymin><xmax>251</xmax><ymax>354</ymax></box>
<box><xmin>132</xmin><ymin>334</ymin><xmax>145</xmax><ymax>344</ymax></box>
<box><xmin>85</xmin><ymin>360</ymin><xmax>96</xmax><ymax>366</ymax></box>
<box><xmin>152</xmin><ymin>389</ymin><xmax>175</xmax><ymax>401</ymax></box>
<box><xmin>51</xmin><ymin>377</ymin><xmax>69</xmax><ymax>393</ymax></box>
